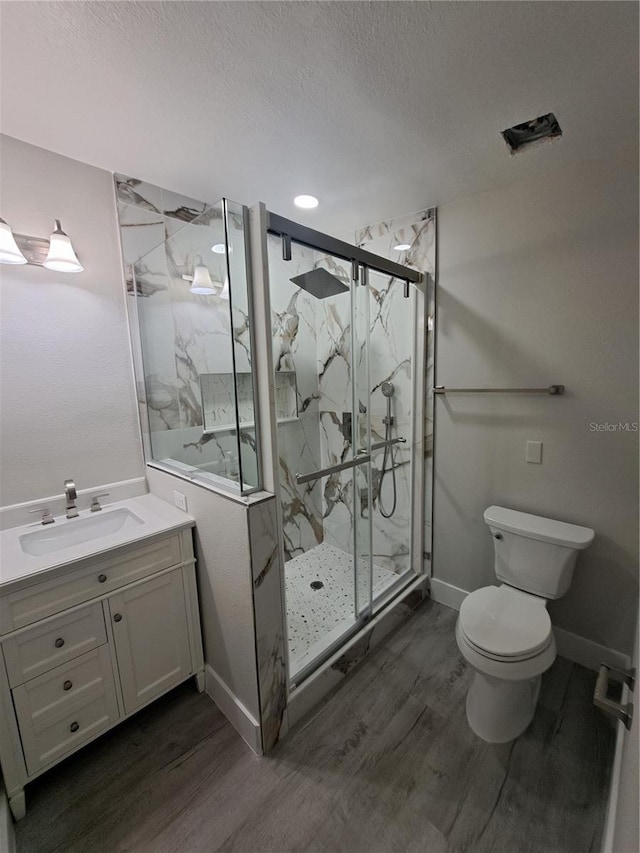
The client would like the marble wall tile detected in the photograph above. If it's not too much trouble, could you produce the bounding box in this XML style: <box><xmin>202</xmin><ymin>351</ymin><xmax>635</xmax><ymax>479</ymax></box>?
<box><xmin>353</xmin><ymin>210</ymin><xmax>436</xmax><ymax>577</ymax></box>
<box><xmin>247</xmin><ymin>498</ymin><xmax>289</xmax><ymax>750</ymax></box>
<box><xmin>201</xmin><ymin>373</ymin><xmax>258</xmax><ymax>430</ymax></box>
<box><xmin>267</xmin><ymin>209</ymin><xmax>436</xmax><ymax>579</ymax></box>
<box><xmin>267</xmin><ymin>236</ymin><xmax>324</xmax><ymax>558</ymax></box>
<box><xmin>313</xmin><ymin>212</ymin><xmax>435</xmax><ymax>577</ymax></box>
<box><xmin>117</xmin><ymin>203</ymin><xmax>165</xmax><ymax>294</ymax></box>
<box><xmin>115</xmin><ymin>175</ymin><xmax>259</xmax><ymax>485</ymax></box>
<box><xmin>114</xmin><ymin>173</ymin><xmax>162</xmax><ymax>212</ymax></box>
<box><xmin>161</xmin><ymin>187</ymin><xmax>212</xmax><ymax>224</ymax></box>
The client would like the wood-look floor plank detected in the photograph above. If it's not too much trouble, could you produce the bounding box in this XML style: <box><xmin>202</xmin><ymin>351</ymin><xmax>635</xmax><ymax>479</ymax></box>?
<box><xmin>14</xmin><ymin>600</ymin><xmax>615</xmax><ymax>853</ymax></box>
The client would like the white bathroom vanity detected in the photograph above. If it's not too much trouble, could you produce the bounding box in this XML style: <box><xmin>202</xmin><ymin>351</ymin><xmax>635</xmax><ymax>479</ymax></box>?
<box><xmin>0</xmin><ymin>494</ymin><xmax>204</xmax><ymax>820</ymax></box>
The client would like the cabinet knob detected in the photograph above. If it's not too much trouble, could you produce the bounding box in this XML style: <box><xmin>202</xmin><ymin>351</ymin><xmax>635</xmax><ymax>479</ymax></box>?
<box><xmin>113</xmin><ymin>613</ymin><xmax>123</xmax><ymax>623</ymax></box>
<box><xmin>63</xmin><ymin>680</ymin><xmax>73</xmax><ymax>691</ymax></box>
<box><xmin>69</xmin><ymin>721</ymin><xmax>79</xmax><ymax>733</ymax></box>
<box><xmin>54</xmin><ymin>637</ymin><xmax>65</xmax><ymax>648</ymax></box>
<box><xmin>98</xmin><ymin>574</ymin><xmax>107</xmax><ymax>583</ymax></box>
<box><xmin>494</xmin><ymin>533</ymin><xmax>503</xmax><ymax>540</ymax></box>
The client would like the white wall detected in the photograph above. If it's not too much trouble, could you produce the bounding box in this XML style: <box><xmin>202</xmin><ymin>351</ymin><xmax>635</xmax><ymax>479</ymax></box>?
<box><xmin>0</xmin><ymin>135</ymin><xmax>144</xmax><ymax>506</ymax></box>
<box><xmin>145</xmin><ymin>467</ymin><xmax>260</xmax><ymax>720</ymax></box>
<box><xmin>434</xmin><ymin>152</ymin><xmax>639</xmax><ymax>656</ymax></box>
<box><xmin>606</xmin><ymin>612</ymin><xmax>638</xmax><ymax>853</ymax></box>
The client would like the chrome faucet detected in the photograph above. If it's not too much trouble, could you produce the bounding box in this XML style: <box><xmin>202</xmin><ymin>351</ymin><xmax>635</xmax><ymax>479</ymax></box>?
<box><xmin>64</xmin><ymin>479</ymin><xmax>79</xmax><ymax>519</ymax></box>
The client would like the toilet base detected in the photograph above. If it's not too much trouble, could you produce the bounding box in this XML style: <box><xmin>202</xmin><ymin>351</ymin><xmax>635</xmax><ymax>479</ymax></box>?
<box><xmin>466</xmin><ymin>671</ymin><xmax>541</xmax><ymax>743</ymax></box>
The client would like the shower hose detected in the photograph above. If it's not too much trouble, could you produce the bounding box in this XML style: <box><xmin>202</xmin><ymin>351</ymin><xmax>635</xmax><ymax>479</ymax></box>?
<box><xmin>379</xmin><ymin>406</ymin><xmax>397</xmax><ymax>519</ymax></box>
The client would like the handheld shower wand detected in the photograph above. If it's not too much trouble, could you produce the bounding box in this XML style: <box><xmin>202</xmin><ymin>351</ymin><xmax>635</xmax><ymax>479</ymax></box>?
<box><xmin>379</xmin><ymin>381</ymin><xmax>397</xmax><ymax>518</ymax></box>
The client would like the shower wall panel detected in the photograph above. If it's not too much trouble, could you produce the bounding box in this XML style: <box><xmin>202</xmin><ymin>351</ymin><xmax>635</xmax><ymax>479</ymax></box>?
<box><xmin>316</xmin><ymin>210</ymin><xmax>436</xmax><ymax>575</ymax></box>
<box><xmin>115</xmin><ymin>176</ymin><xmax>258</xmax><ymax>488</ymax></box>
<box><xmin>356</xmin><ymin>210</ymin><xmax>436</xmax><ymax>576</ymax></box>
<box><xmin>267</xmin><ymin>236</ymin><xmax>324</xmax><ymax>558</ymax></box>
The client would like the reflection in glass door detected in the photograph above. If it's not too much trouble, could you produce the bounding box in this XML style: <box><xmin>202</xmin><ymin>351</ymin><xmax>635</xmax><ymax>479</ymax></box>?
<box><xmin>267</xmin><ymin>230</ymin><xmax>420</xmax><ymax>682</ymax></box>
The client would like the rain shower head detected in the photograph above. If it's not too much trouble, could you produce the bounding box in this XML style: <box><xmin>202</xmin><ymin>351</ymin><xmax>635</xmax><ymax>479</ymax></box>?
<box><xmin>381</xmin><ymin>381</ymin><xmax>395</xmax><ymax>398</ymax></box>
<box><xmin>290</xmin><ymin>268</ymin><xmax>349</xmax><ymax>299</ymax></box>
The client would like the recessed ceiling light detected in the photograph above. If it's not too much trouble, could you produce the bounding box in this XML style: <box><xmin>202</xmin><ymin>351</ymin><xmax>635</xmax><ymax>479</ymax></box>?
<box><xmin>294</xmin><ymin>195</ymin><xmax>319</xmax><ymax>209</ymax></box>
<box><xmin>211</xmin><ymin>243</ymin><xmax>226</xmax><ymax>254</ymax></box>
<box><xmin>393</xmin><ymin>243</ymin><xmax>411</xmax><ymax>251</ymax></box>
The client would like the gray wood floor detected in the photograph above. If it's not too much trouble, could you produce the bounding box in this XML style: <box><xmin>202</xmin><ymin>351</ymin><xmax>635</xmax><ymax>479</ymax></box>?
<box><xmin>14</xmin><ymin>600</ymin><xmax>615</xmax><ymax>853</ymax></box>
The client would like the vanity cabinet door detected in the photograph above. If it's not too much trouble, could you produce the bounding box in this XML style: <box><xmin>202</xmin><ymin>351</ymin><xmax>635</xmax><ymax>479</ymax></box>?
<box><xmin>107</xmin><ymin>569</ymin><xmax>192</xmax><ymax>715</ymax></box>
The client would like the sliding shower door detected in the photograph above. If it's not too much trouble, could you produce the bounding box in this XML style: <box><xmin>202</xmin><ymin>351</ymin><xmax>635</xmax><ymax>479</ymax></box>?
<box><xmin>267</xmin><ymin>230</ymin><xmax>421</xmax><ymax>682</ymax></box>
<box><xmin>268</xmin><ymin>238</ymin><xmax>368</xmax><ymax>677</ymax></box>
<box><xmin>365</xmin><ymin>269</ymin><xmax>416</xmax><ymax>599</ymax></box>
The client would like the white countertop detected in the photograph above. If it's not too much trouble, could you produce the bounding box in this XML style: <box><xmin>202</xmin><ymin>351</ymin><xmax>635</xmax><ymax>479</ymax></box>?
<box><xmin>0</xmin><ymin>494</ymin><xmax>194</xmax><ymax>593</ymax></box>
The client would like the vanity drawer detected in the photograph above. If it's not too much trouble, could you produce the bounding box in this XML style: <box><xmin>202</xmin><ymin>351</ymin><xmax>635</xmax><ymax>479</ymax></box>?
<box><xmin>0</xmin><ymin>534</ymin><xmax>183</xmax><ymax>632</ymax></box>
<box><xmin>14</xmin><ymin>663</ymin><xmax>119</xmax><ymax>776</ymax></box>
<box><xmin>12</xmin><ymin>646</ymin><xmax>116</xmax><ymax>734</ymax></box>
<box><xmin>3</xmin><ymin>603</ymin><xmax>106</xmax><ymax>687</ymax></box>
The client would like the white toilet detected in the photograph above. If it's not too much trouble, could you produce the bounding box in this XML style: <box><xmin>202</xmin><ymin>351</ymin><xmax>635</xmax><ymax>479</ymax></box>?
<box><xmin>456</xmin><ymin>505</ymin><xmax>594</xmax><ymax>743</ymax></box>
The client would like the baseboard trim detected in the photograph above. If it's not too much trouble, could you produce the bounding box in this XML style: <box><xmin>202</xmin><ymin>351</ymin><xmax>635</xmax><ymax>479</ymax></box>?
<box><xmin>429</xmin><ymin>577</ymin><xmax>467</xmax><ymax>610</ymax></box>
<box><xmin>204</xmin><ymin>665</ymin><xmax>262</xmax><ymax>755</ymax></box>
<box><xmin>553</xmin><ymin>628</ymin><xmax>630</xmax><ymax>673</ymax></box>
<box><xmin>429</xmin><ymin>578</ymin><xmax>630</xmax><ymax>673</ymax></box>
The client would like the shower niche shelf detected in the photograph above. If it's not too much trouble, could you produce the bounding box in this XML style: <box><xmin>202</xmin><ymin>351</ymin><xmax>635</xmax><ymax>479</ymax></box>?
<box><xmin>201</xmin><ymin>370</ymin><xmax>298</xmax><ymax>434</ymax></box>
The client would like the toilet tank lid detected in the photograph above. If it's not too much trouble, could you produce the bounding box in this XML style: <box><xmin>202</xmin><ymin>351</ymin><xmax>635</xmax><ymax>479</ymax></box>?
<box><xmin>484</xmin><ymin>506</ymin><xmax>595</xmax><ymax>549</ymax></box>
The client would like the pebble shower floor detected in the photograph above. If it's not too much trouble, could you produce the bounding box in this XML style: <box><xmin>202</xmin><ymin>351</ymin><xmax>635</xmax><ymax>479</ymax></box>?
<box><xmin>284</xmin><ymin>542</ymin><xmax>396</xmax><ymax>674</ymax></box>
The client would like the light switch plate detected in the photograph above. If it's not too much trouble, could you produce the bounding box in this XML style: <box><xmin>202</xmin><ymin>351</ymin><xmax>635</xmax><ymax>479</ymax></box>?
<box><xmin>173</xmin><ymin>491</ymin><xmax>188</xmax><ymax>512</ymax></box>
<box><xmin>526</xmin><ymin>441</ymin><xmax>543</xmax><ymax>464</ymax></box>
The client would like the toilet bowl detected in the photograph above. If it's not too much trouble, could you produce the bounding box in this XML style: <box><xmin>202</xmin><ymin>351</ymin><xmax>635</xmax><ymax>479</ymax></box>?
<box><xmin>456</xmin><ymin>506</ymin><xmax>594</xmax><ymax>743</ymax></box>
<box><xmin>456</xmin><ymin>585</ymin><xmax>556</xmax><ymax>742</ymax></box>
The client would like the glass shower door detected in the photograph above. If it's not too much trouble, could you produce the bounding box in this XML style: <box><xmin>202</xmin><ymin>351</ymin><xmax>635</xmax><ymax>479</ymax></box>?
<box><xmin>268</xmin><ymin>238</ymin><xmax>374</xmax><ymax>679</ymax></box>
<box><xmin>267</xmin><ymin>229</ymin><xmax>421</xmax><ymax>683</ymax></box>
<box><xmin>365</xmin><ymin>268</ymin><xmax>417</xmax><ymax>608</ymax></box>
<box><xmin>352</xmin><ymin>271</ymin><xmax>373</xmax><ymax>624</ymax></box>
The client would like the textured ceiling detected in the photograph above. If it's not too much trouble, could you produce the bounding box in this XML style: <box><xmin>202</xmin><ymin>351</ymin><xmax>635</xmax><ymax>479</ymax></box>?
<box><xmin>0</xmin><ymin>1</ymin><xmax>637</xmax><ymax>233</ymax></box>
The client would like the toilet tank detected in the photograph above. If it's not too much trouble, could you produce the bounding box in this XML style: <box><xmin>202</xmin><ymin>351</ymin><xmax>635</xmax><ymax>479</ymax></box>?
<box><xmin>484</xmin><ymin>506</ymin><xmax>595</xmax><ymax>599</ymax></box>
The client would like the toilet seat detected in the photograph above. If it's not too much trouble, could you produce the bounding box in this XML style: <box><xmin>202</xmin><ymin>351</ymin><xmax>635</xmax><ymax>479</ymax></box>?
<box><xmin>459</xmin><ymin>585</ymin><xmax>552</xmax><ymax>662</ymax></box>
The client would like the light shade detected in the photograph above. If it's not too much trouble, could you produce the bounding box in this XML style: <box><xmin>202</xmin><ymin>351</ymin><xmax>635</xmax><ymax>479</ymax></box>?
<box><xmin>43</xmin><ymin>221</ymin><xmax>83</xmax><ymax>272</ymax></box>
<box><xmin>393</xmin><ymin>243</ymin><xmax>411</xmax><ymax>251</ymax></box>
<box><xmin>218</xmin><ymin>276</ymin><xmax>230</xmax><ymax>300</ymax></box>
<box><xmin>211</xmin><ymin>243</ymin><xmax>226</xmax><ymax>254</ymax></box>
<box><xmin>0</xmin><ymin>218</ymin><xmax>27</xmax><ymax>265</ymax></box>
<box><xmin>190</xmin><ymin>262</ymin><xmax>217</xmax><ymax>295</ymax></box>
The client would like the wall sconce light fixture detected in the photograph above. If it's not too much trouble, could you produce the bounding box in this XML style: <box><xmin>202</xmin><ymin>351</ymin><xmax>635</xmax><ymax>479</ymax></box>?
<box><xmin>0</xmin><ymin>218</ymin><xmax>28</xmax><ymax>264</ymax></box>
<box><xmin>44</xmin><ymin>221</ymin><xmax>84</xmax><ymax>272</ymax></box>
<box><xmin>181</xmin><ymin>256</ymin><xmax>218</xmax><ymax>295</ymax></box>
<box><xmin>0</xmin><ymin>218</ymin><xmax>83</xmax><ymax>272</ymax></box>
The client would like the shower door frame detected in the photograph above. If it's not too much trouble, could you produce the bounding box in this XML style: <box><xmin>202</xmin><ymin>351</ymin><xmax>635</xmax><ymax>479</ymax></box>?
<box><xmin>249</xmin><ymin>204</ymin><xmax>428</xmax><ymax>688</ymax></box>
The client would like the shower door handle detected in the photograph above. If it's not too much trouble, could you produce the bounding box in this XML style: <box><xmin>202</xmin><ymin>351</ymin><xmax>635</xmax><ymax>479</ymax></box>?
<box><xmin>295</xmin><ymin>454</ymin><xmax>371</xmax><ymax>485</ymax></box>
<box><xmin>370</xmin><ymin>437</ymin><xmax>406</xmax><ymax>452</ymax></box>
<box><xmin>355</xmin><ymin>438</ymin><xmax>406</xmax><ymax>456</ymax></box>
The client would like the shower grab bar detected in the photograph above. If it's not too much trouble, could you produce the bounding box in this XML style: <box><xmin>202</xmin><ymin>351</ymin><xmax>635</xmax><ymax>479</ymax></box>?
<box><xmin>434</xmin><ymin>385</ymin><xmax>565</xmax><ymax>396</ymax></box>
<box><xmin>295</xmin><ymin>437</ymin><xmax>407</xmax><ymax>484</ymax></box>
<box><xmin>295</xmin><ymin>455</ymin><xmax>371</xmax><ymax>485</ymax></box>
<box><xmin>370</xmin><ymin>436</ymin><xmax>406</xmax><ymax>452</ymax></box>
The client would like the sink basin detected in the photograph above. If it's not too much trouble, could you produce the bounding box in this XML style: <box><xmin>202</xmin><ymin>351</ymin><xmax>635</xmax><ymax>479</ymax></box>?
<box><xmin>19</xmin><ymin>509</ymin><xmax>144</xmax><ymax>557</ymax></box>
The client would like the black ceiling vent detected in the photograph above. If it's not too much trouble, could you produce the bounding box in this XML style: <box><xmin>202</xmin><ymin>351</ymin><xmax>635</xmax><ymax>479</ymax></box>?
<box><xmin>502</xmin><ymin>113</ymin><xmax>562</xmax><ymax>153</ymax></box>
